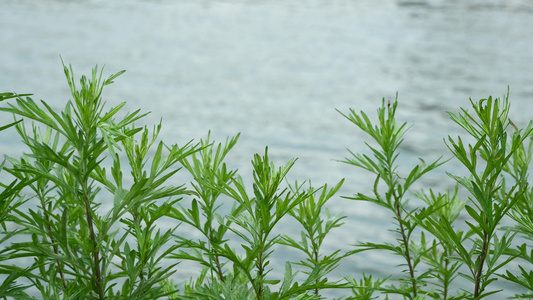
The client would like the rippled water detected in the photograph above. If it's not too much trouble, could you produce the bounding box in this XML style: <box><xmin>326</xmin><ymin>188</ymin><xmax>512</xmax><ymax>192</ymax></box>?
<box><xmin>2</xmin><ymin>0</ymin><xmax>533</xmax><ymax>298</ymax></box>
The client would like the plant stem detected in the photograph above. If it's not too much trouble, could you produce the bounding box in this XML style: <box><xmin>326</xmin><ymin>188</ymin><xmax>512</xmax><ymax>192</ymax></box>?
<box><xmin>208</xmin><ymin>225</ymin><xmax>225</xmax><ymax>282</ymax></box>
<box><xmin>82</xmin><ymin>184</ymin><xmax>103</xmax><ymax>300</ymax></box>
<box><xmin>474</xmin><ymin>229</ymin><xmax>489</xmax><ymax>298</ymax></box>
<box><xmin>443</xmin><ymin>248</ymin><xmax>450</xmax><ymax>300</ymax></box>
<box><xmin>314</xmin><ymin>247</ymin><xmax>319</xmax><ymax>296</ymax></box>
<box><xmin>213</xmin><ymin>254</ymin><xmax>224</xmax><ymax>281</ymax></box>
<box><xmin>256</xmin><ymin>245</ymin><xmax>264</xmax><ymax>299</ymax></box>
<box><xmin>395</xmin><ymin>199</ymin><xmax>417</xmax><ymax>297</ymax></box>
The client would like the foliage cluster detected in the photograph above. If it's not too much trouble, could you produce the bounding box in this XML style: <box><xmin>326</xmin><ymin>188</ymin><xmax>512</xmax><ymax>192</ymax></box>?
<box><xmin>0</xmin><ymin>63</ymin><xmax>533</xmax><ymax>299</ymax></box>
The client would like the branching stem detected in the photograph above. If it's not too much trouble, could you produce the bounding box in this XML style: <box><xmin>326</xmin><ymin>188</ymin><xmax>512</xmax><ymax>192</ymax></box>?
<box><xmin>82</xmin><ymin>184</ymin><xmax>103</xmax><ymax>300</ymax></box>
<box><xmin>314</xmin><ymin>246</ymin><xmax>319</xmax><ymax>295</ymax></box>
<box><xmin>208</xmin><ymin>226</ymin><xmax>225</xmax><ymax>282</ymax></box>
<box><xmin>474</xmin><ymin>228</ymin><xmax>489</xmax><ymax>298</ymax></box>
<box><xmin>395</xmin><ymin>199</ymin><xmax>417</xmax><ymax>297</ymax></box>
<box><xmin>256</xmin><ymin>242</ymin><xmax>265</xmax><ymax>299</ymax></box>
<box><xmin>443</xmin><ymin>248</ymin><xmax>450</xmax><ymax>300</ymax></box>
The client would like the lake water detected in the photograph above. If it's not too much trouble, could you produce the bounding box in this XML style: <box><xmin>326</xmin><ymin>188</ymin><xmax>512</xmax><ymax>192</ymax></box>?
<box><xmin>2</xmin><ymin>0</ymin><xmax>533</xmax><ymax>298</ymax></box>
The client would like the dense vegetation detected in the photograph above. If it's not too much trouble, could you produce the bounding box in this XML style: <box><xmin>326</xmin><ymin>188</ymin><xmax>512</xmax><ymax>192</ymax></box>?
<box><xmin>0</xmin><ymin>63</ymin><xmax>532</xmax><ymax>299</ymax></box>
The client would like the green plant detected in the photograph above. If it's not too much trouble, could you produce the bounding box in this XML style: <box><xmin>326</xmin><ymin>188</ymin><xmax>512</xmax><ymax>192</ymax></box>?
<box><xmin>413</xmin><ymin>94</ymin><xmax>533</xmax><ymax>299</ymax></box>
<box><xmin>0</xmin><ymin>93</ymin><xmax>33</xmax><ymax>298</ymax></box>
<box><xmin>338</xmin><ymin>98</ymin><xmax>450</xmax><ymax>299</ymax></box>
<box><xmin>500</xmin><ymin>122</ymin><xmax>533</xmax><ymax>298</ymax></box>
<box><xmin>0</xmin><ymin>63</ymin><xmax>198</xmax><ymax>299</ymax></box>
<box><xmin>339</xmin><ymin>93</ymin><xmax>533</xmax><ymax>299</ymax></box>
<box><xmin>171</xmin><ymin>145</ymin><xmax>349</xmax><ymax>299</ymax></box>
<box><xmin>279</xmin><ymin>179</ymin><xmax>347</xmax><ymax>298</ymax></box>
<box><xmin>0</xmin><ymin>62</ymin><xmax>351</xmax><ymax>300</ymax></box>
<box><xmin>1</xmin><ymin>62</ymin><xmax>533</xmax><ymax>300</ymax></box>
<box><xmin>166</xmin><ymin>132</ymin><xmax>243</xmax><ymax>292</ymax></box>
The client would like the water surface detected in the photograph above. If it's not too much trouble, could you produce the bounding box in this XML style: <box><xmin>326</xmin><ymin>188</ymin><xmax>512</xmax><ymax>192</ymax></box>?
<box><xmin>2</xmin><ymin>0</ymin><xmax>533</xmax><ymax>298</ymax></box>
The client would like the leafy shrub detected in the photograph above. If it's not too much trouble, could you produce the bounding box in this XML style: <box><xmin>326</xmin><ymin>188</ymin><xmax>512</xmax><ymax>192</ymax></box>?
<box><xmin>0</xmin><ymin>63</ymin><xmax>532</xmax><ymax>299</ymax></box>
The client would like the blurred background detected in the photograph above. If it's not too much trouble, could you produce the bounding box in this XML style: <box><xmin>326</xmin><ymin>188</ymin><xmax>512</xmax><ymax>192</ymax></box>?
<box><xmin>2</xmin><ymin>0</ymin><xmax>533</xmax><ymax>298</ymax></box>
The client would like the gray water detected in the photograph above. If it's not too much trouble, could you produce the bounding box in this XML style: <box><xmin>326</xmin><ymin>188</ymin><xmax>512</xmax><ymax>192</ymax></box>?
<box><xmin>2</xmin><ymin>0</ymin><xmax>533</xmax><ymax>298</ymax></box>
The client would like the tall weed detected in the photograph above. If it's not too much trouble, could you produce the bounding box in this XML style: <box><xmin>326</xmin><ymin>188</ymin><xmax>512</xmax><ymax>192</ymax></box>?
<box><xmin>0</xmin><ymin>63</ymin><xmax>532</xmax><ymax>299</ymax></box>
